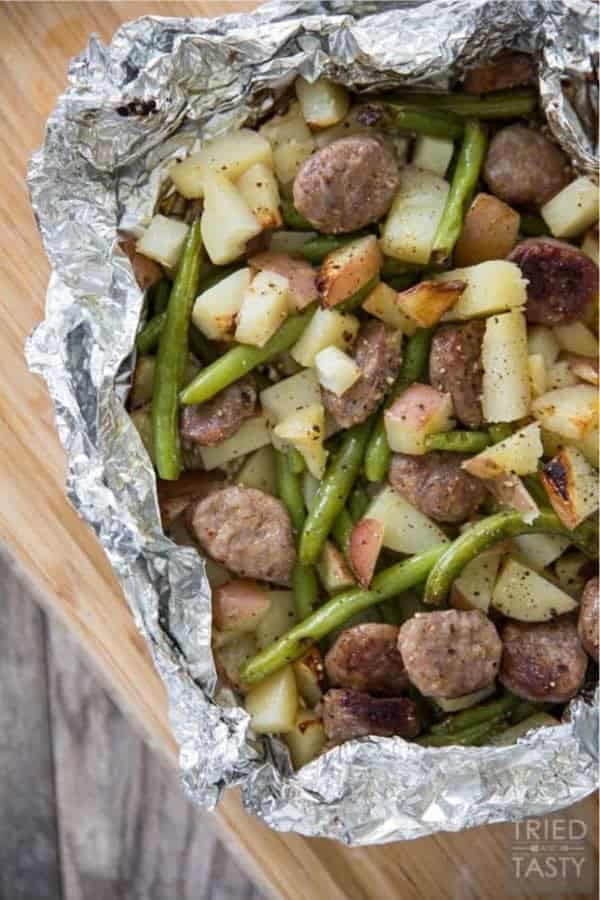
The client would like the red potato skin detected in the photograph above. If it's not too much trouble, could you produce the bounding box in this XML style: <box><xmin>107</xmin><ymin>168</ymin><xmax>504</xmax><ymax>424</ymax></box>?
<box><xmin>121</xmin><ymin>237</ymin><xmax>164</xmax><ymax>290</ymax></box>
<box><xmin>249</xmin><ymin>251</ymin><xmax>318</xmax><ymax>310</ymax></box>
<box><xmin>385</xmin><ymin>383</ymin><xmax>451</xmax><ymax>433</ymax></box>
<box><xmin>349</xmin><ymin>518</ymin><xmax>384</xmax><ymax>587</ymax></box>
<box><xmin>212</xmin><ymin>579</ymin><xmax>270</xmax><ymax>632</ymax></box>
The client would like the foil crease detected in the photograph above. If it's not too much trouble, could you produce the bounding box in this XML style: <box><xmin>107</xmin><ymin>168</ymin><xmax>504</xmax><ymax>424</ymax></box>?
<box><xmin>26</xmin><ymin>0</ymin><xmax>598</xmax><ymax>845</ymax></box>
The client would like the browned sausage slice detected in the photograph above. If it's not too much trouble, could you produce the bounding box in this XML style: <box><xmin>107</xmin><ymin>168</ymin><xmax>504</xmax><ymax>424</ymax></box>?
<box><xmin>325</xmin><ymin>624</ymin><xmax>409</xmax><ymax>696</ymax></box>
<box><xmin>322</xmin><ymin>320</ymin><xmax>402</xmax><ymax>428</ymax></box>
<box><xmin>578</xmin><ymin>577</ymin><xmax>599</xmax><ymax>662</ymax></box>
<box><xmin>389</xmin><ymin>452</ymin><xmax>486</xmax><ymax>524</ymax></box>
<box><xmin>293</xmin><ymin>135</ymin><xmax>399</xmax><ymax>234</ymax></box>
<box><xmin>499</xmin><ymin>616</ymin><xmax>588</xmax><ymax>703</ymax></box>
<box><xmin>398</xmin><ymin>610</ymin><xmax>502</xmax><ymax>699</ymax></box>
<box><xmin>321</xmin><ymin>689</ymin><xmax>420</xmax><ymax>743</ymax></box>
<box><xmin>121</xmin><ymin>238</ymin><xmax>164</xmax><ymax>291</ymax></box>
<box><xmin>188</xmin><ymin>486</ymin><xmax>296</xmax><ymax>585</ymax></box>
<box><xmin>429</xmin><ymin>321</ymin><xmax>485</xmax><ymax>428</ymax></box>
<box><xmin>180</xmin><ymin>375</ymin><xmax>257</xmax><ymax>447</ymax></box>
<box><xmin>483</xmin><ymin>124</ymin><xmax>569</xmax><ymax>207</ymax></box>
<box><xmin>508</xmin><ymin>238</ymin><xmax>599</xmax><ymax>325</ymax></box>
<box><xmin>463</xmin><ymin>52</ymin><xmax>536</xmax><ymax>94</ymax></box>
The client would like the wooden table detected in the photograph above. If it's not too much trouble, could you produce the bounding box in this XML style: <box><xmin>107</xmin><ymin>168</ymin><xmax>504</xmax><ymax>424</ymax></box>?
<box><xmin>1</xmin><ymin>4</ymin><xmax>596</xmax><ymax>899</ymax></box>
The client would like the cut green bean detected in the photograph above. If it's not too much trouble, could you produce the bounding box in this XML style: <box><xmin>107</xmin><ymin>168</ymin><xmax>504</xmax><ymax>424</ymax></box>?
<box><xmin>488</xmin><ymin>423</ymin><xmax>514</xmax><ymax>444</ymax></box>
<box><xmin>388</xmin><ymin>88</ymin><xmax>537</xmax><ymax>119</ymax></box>
<box><xmin>415</xmin><ymin>719</ymin><xmax>503</xmax><ymax>747</ymax></box>
<box><xmin>292</xmin><ymin>563</ymin><xmax>319</xmax><ymax>620</ymax></box>
<box><xmin>424</xmin><ymin>510</ymin><xmax>598</xmax><ymax>605</ymax></box>
<box><xmin>430</xmin><ymin>693</ymin><xmax>517</xmax><ymax>734</ymax></box>
<box><xmin>299</xmin><ymin>420</ymin><xmax>373</xmax><ymax>566</ymax></box>
<box><xmin>301</xmin><ymin>233</ymin><xmax>367</xmax><ymax>264</ymax></box>
<box><xmin>189</xmin><ymin>326</ymin><xmax>218</xmax><ymax>365</ymax></box>
<box><xmin>519</xmin><ymin>213</ymin><xmax>549</xmax><ymax>237</ymax></box>
<box><xmin>337</xmin><ymin>276</ymin><xmax>380</xmax><ymax>314</ymax></box>
<box><xmin>136</xmin><ymin>311</ymin><xmax>166</xmax><ymax>354</ymax></box>
<box><xmin>432</xmin><ymin>119</ymin><xmax>488</xmax><ymax>263</ymax></box>
<box><xmin>151</xmin><ymin>221</ymin><xmax>205</xmax><ymax>480</ymax></box>
<box><xmin>152</xmin><ymin>279</ymin><xmax>171</xmax><ymax>314</ymax></box>
<box><xmin>364</xmin><ymin>328</ymin><xmax>433</xmax><ymax>482</ymax></box>
<box><xmin>487</xmin><ymin>713</ymin><xmax>560</xmax><ymax>746</ymax></box>
<box><xmin>385</xmin><ymin>104</ymin><xmax>465</xmax><ymax>140</ymax></box>
<box><xmin>385</xmin><ymin>273</ymin><xmax>420</xmax><ymax>292</ymax></box>
<box><xmin>180</xmin><ymin>305</ymin><xmax>316</xmax><ymax>406</ymax></box>
<box><xmin>523</xmin><ymin>473</ymin><xmax>551</xmax><ymax>509</ymax></box>
<box><xmin>425</xmin><ymin>430</ymin><xmax>490</xmax><ymax>453</ymax></box>
<box><xmin>331</xmin><ymin>506</ymin><xmax>354</xmax><ymax>559</ymax></box>
<box><xmin>349</xmin><ymin>484</ymin><xmax>369</xmax><ymax>522</ymax></box>
<box><xmin>287</xmin><ymin>446</ymin><xmax>306</xmax><ymax>474</ymax></box>
<box><xmin>275</xmin><ymin>450</ymin><xmax>306</xmax><ymax>534</ymax></box>
<box><xmin>239</xmin><ymin>543</ymin><xmax>448</xmax><ymax>683</ymax></box>
<box><xmin>280</xmin><ymin>195</ymin><xmax>313</xmax><ymax>230</ymax></box>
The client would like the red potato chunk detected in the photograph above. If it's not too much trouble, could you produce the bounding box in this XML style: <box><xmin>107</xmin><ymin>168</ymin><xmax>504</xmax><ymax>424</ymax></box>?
<box><xmin>249</xmin><ymin>251</ymin><xmax>318</xmax><ymax>310</ymax></box>
<box><xmin>349</xmin><ymin>517</ymin><xmax>384</xmax><ymax>587</ymax></box>
<box><xmin>212</xmin><ymin>579</ymin><xmax>270</xmax><ymax>633</ymax></box>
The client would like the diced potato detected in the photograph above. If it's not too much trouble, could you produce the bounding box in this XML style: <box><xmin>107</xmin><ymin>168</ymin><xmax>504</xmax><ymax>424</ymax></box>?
<box><xmin>511</xmin><ymin>533</ymin><xmax>570</xmax><ymax>570</ymax></box>
<box><xmin>284</xmin><ymin>710</ymin><xmax>326</xmax><ymax>768</ymax></box>
<box><xmin>553</xmin><ymin>321</ymin><xmax>599</xmax><ymax>358</ymax></box>
<box><xmin>169</xmin><ymin>154</ymin><xmax>206</xmax><ymax>199</ymax></box>
<box><xmin>395</xmin><ymin>279</ymin><xmax>465</xmax><ymax>327</ymax></box>
<box><xmin>450</xmin><ymin>547</ymin><xmax>504</xmax><ymax>614</ymax></box>
<box><xmin>198</xmin><ymin>416</ymin><xmax>271</xmax><ymax>471</ymax></box>
<box><xmin>436</xmin><ymin>685</ymin><xmax>496</xmax><ymax>713</ymax></box>
<box><xmin>317</xmin><ymin>541</ymin><xmax>355</xmax><ymax>594</ymax></box>
<box><xmin>540</xmin><ymin>446</ymin><xmax>599</xmax><ymax>529</ymax></box>
<box><xmin>315</xmin><ymin>346</ymin><xmax>360</xmax><ymax>396</ymax></box>
<box><xmin>260</xmin><ymin>369</ymin><xmax>321</xmax><ymax>424</ymax></box>
<box><xmin>273</xmin><ymin>140</ymin><xmax>315</xmax><ymax>185</ymax></box>
<box><xmin>462</xmin><ymin>423</ymin><xmax>543</xmax><ymax>478</ymax></box>
<box><xmin>255</xmin><ymin>590</ymin><xmax>297</xmax><ymax>650</ymax></box>
<box><xmin>484</xmin><ymin>474</ymin><xmax>540</xmax><ymax>525</ymax></box>
<box><xmin>547</xmin><ymin>359</ymin><xmax>578</xmax><ymax>390</ymax></box>
<box><xmin>411</xmin><ymin>135</ymin><xmax>454</xmax><ymax>177</ymax></box>
<box><xmin>136</xmin><ymin>215</ymin><xmax>189</xmax><ymax>270</ymax></box>
<box><xmin>532</xmin><ymin>384</ymin><xmax>599</xmax><ymax>441</ymax></box>
<box><xmin>385</xmin><ymin>383</ymin><xmax>454</xmax><ymax>455</ymax></box>
<box><xmin>438</xmin><ymin>261</ymin><xmax>527</xmax><ymax>321</ymax></box>
<box><xmin>366</xmin><ymin>486</ymin><xmax>449</xmax><ymax>555</ymax></box>
<box><xmin>236</xmin><ymin>163</ymin><xmax>282</xmax><ymax>230</ymax></box>
<box><xmin>349</xmin><ymin>518</ymin><xmax>384</xmax><ymax>587</ymax></box>
<box><xmin>274</xmin><ymin>404</ymin><xmax>328</xmax><ymax>478</ymax></box>
<box><xmin>290</xmin><ymin>307</ymin><xmax>359</xmax><ymax>367</ymax></box>
<box><xmin>215</xmin><ymin>633</ymin><xmax>257</xmax><ymax>691</ymax></box>
<box><xmin>318</xmin><ymin>236</ymin><xmax>382</xmax><ymax>307</ymax></box>
<box><xmin>213</xmin><ymin>580</ymin><xmax>270</xmax><ymax>634</ymax></box>
<box><xmin>245</xmin><ymin>665</ymin><xmax>298</xmax><ymax>734</ymax></box>
<box><xmin>293</xmin><ymin>647</ymin><xmax>326</xmax><ymax>707</ymax></box>
<box><xmin>269</xmin><ymin>230</ymin><xmax>317</xmax><ymax>255</ymax></box>
<box><xmin>235</xmin><ymin>270</ymin><xmax>289</xmax><ymax>347</ymax></box>
<box><xmin>302</xmin><ymin>470</ymin><xmax>319</xmax><ymax>512</ymax></box>
<box><xmin>554</xmin><ymin>551</ymin><xmax>590</xmax><ymax>597</ymax></box>
<box><xmin>528</xmin><ymin>326</ymin><xmax>560</xmax><ymax>370</ymax></box>
<box><xmin>192</xmin><ymin>267</ymin><xmax>251</xmax><ymax>341</ymax></box>
<box><xmin>453</xmin><ymin>193</ymin><xmax>520</xmax><ymax>267</ymax></box>
<box><xmin>249</xmin><ymin>251</ymin><xmax>318</xmax><ymax>311</ymax></box>
<box><xmin>541</xmin><ymin>426</ymin><xmax>599</xmax><ymax>468</ymax></box>
<box><xmin>236</xmin><ymin>445</ymin><xmax>277</xmax><ymax>495</ymax></box>
<box><xmin>566</xmin><ymin>354</ymin><xmax>599</xmax><ymax>386</ymax></box>
<box><xmin>363</xmin><ymin>281</ymin><xmax>417</xmax><ymax>334</ymax></box>
<box><xmin>491</xmin><ymin>557</ymin><xmax>577</xmax><ymax>622</ymax></box>
<box><xmin>201</xmin><ymin>169</ymin><xmax>262</xmax><ymax>265</ymax></box>
<box><xmin>260</xmin><ymin>101</ymin><xmax>313</xmax><ymax>146</ymax></box>
<box><xmin>381</xmin><ymin>166</ymin><xmax>449</xmax><ymax>264</ymax></box>
<box><xmin>171</xmin><ymin>129</ymin><xmax>273</xmax><ymax>200</ymax></box>
<box><xmin>528</xmin><ymin>354</ymin><xmax>547</xmax><ymax>399</ymax></box>
<box><xmin>312</xmin><ymin>104</ymin><xmax>374</xmax><ymax>149</ymax></box>
<box><xmin>295</xmin><ymin>76</ymin><xmax>350</xmax><ymax>129</ymax></box>
<box><xmin>482</xmin><ymin>309</ymin><xmax>530</xmax><ymax>423</ymax></box>
<box><xmin>541</xmin><ymin>176</ymin><xmax>599</xmax><ymax>238</ymax></box>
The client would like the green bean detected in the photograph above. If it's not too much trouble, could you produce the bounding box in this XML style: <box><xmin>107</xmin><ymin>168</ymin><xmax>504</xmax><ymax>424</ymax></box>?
<box><xmin>151</xmin><ymin>221</ymin><xmax>205</xmax><ymax>480</ymax></box>
<box><xmin>432</xmin><ymin>119</ymin><xmax>488</xmax><ymax>263</ymax></box>
<box><xmin>300</xmin><ymin>233</ymin><xmax>367</xmax><ymax>264</ymax></box>
<box><xmin>381</xmin><ymin>258</ymin><xmax>418</xmax><ymax>278</ymax></box>
<box><xmin>336</xmin><ymin>276</ymin><xmax>380</xmax><ymax>314</ymax></box>
<box><xmin>416</xmin><ymin>720</ymin><xmax>502</xmax><ymax>747</ymax></box>
<box><xmin>380</xmin><ymin>591</ymin><xmax>428</xmax><ymax>626</ymax></box>
<box><xmin>385</xmin><ymin>273</ymin><xmax>420</xmax><ymax>292</ymax></box>
<box><xmin>349</xmin><ymin>484</ymin><xmax>369</xmax><ymax>522</ymax></box>
<box><xmin>180</xmin><ymin>305</ymin><xmax>316</xmax><ymax>406</ymax></box>
<box><xmin>239</xmin><ymin>543</ymin><xmax>448</xmax><ymax>683</ymax></box>
<box><xmin>487</xmin><ymin>712</ymin><xmax>560</xmax><ymax>746</ymax></box>
<box><xmin>287</xmin><ymin>446</ymin><xmax>306</xmax><ymax>475</ymax></box>
<box><xmin>388</xmin><ymin>88</ymin><xmax>537</xmax><ymax>119</ymax></box>
<box><xmin>331</xmin><ymin>507</ymin><xmax>354</xmax><ymax>559</ymax></box>
<box><xmin>519</xmin><ymin>213</ymin><xmax>549</xmax><ymax>237</ymax></box>
<box><xmin>280</xmin><ymin>195</ymin><xmax>313</xmax><ymax>230</ymax></box>
<box><xmin>424</xmin><ymin>510</ymin><xmax>599</xmax><ymax>605</ymax></box>
<box><xmin>136</xmin><ymin>311</ymin><xmax>166</xmax><ymax>354</ymax></box>
<box><xmin>197</xmin><ymin>263</ymin><xmax>244</xmax><ymax>293</ymax></box>
<box><xmin>364</xmin><ymin>328</ymin><xmax>433</xmax><ymax>482</ymax></box>
<box><xmin>188</xmin><ymin>326</ymin><xmax>217</xmax><ymax>365</ymax></box>
<box><xmin>488</xmin><ymin>423</ymin><xmax>514</xmax><ymax>444</ymax></box>
<box><xmin>430</xmin><ymin>693</ymin><xmax>517</xmax><ymax>734</ymax></box>
<box><xmin>292</xmin><ymin>563</ymin><xmax>319</xmax><ymax>620</ymax></box>
<box><xmin>152</xmin><ymin>279</ymin><xmax>171</xmax><ymax>314</ymax></box>
<box><xmin>523</xmin><ymin>473</ymin><xmax>551</xmax><ymax>509</ymax></box>
<box><xmin>299</xmin><ymin>420</ymin><xmax>373</xmax><ymax>565</ymax></box>
<box><xmin>425</xmin><ymin>430</ymin><xmax>490</xmax><ymax>453</ymax></box>
<box><xmin>385</xmin><ymin>104</ymin><xmax>465</xmax><ymax>140</ymax></box>
<box><xmin>275</xmin><ymin>450</ymin><xmax>306</xmax><ymax>534</ymax></box>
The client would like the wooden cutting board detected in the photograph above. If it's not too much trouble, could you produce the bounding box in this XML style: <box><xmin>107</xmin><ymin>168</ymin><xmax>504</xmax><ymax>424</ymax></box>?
<box><xmin>1</xmin><ymin>4</ymin><xmax>596</xmax><ymax>898</ymax></box>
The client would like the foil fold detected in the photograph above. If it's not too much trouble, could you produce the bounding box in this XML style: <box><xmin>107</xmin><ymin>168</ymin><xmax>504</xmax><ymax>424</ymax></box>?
<box><xmin>26</xmin><ymin>0</ymin><xmax>598</xmax><ymax>845</ymax></box>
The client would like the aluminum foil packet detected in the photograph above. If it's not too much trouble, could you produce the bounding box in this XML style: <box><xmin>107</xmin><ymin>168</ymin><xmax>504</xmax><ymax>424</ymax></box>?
<box><xmin>26</xmin><ymin>0</ymin><xmax>598</xmax><ymax>845</ymax></box>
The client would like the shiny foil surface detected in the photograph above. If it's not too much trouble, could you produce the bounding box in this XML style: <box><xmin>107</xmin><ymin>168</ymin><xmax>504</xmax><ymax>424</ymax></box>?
<box><xmin>26</xmin><ymin>0</ymin><xmax>598</xmax><ymax>845</ymax></box>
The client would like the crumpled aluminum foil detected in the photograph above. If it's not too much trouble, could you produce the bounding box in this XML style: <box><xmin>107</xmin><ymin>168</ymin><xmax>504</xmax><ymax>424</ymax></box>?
<box><xmin>26</xmin><ymin>0</ymin><xmax>598</xmax><ymax>845</ymax></box>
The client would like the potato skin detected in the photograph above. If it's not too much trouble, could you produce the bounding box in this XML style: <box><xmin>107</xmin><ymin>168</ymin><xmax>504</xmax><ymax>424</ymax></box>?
<box><xmin>453</xmin><ymin>193</ymin><xmax>520</xmax><ymax>267</ymax></box>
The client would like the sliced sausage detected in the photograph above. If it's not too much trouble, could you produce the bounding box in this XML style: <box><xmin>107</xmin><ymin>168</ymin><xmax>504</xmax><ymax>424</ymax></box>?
<box><xmin>321</xmin><ymin>689</ymin><xmax>420</xmax><ymax>743</ymax></box>
<box><xmin>463</xmin><ymin>51</ymin><xmax>536</xmax><ymax>94</ymax></box>
<box><xmin>429</xmin><ymin>321</ymin><xmax>485</xmax><ymax>428</ymax></box>
<box><xmin>293</xmin><ymin>135</ymin><xmax>399</xmax><ymax>234</ymax></box>
<box><xmin>121</xmin><ymin>238</ymin><xmax>164</xmax><ymax>291</ymax></box>
<box><xmin>389</xmin><ymin>452</ymin><xmax>487</xmax><ymax>523</ymax></box>
<box><xmin>578</xmin><ymin>577</ymin><xmax>599</xmax><ymax>662</ymax></box>
<box><xmin>322</xmin><ymin>320</ymin><xmax>402</xmax><ymax>428</ymax></box>
<box><xmin>398</xmin><ymin>610</ymin><xmax>502</xmax><ymax>699</ymax></box>
<box><xmin>508</xmin><ymin>238</ymin><xmax>599</xmax><ymax>325</ymax></box>
<box><xmin>325</xmin><ymin>624</ymin><xmax>409</xmax><ymax>696</ymax></box>
<box><xmin>188</xmin><ymin>486</ymin><xmax>295</xmax><ymax>585</ymax></box>
<box><xmin>500</xmin><ymin>616</ymin><xmax>588</xmax><ymax>703</ymax></box>
<box><xmin>483</xmin><ymin>124</ymin><xmax>569</xmax><ymax>207</ymax></box>
<box><xmin>180</xmin><ymin>375</ymin><xmax>257</xmax><ymax>447</ymax></box>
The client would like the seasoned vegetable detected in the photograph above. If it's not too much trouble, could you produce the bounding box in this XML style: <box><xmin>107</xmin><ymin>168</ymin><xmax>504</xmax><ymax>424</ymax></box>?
<box><xmin>381</xmin><ymin>166</ymin><xmax>449</xmax><ymax>264</ymax></box>
<box><xmin>295</xmin><ymin>76</ymin><xmax>350</xmax><ymax>129</ymax></box>
<box><xmin>317</xmin><ymin>236</ymin><xmax>382</xmax><ymax>307</ymax></box>
<box><xmin>453</xmin><ymin>193</ymin><xmax>520</xmax><ymax>267</ymax></box>
<box><xmin>436</xmin><ymin>260</ymin><xmax>527</xmax><ymax>320</ymax></box>
<box><xmin>540</xmin><ymin>446</ymin><xmax>599</xmax><ymax>529</ymax></box>
<box><xmin>384</xmin><ymin>383</ymin><xmax>454</xmax><ymax>455</ymax></box>
<box><xmin>541</xmin><ymin>176</ymin><xmax>599</xmax><ymax>239</ymax></box>
<box><xmin>395</xmin><ymin>279</ymin><xmax>465</xmax><ymax>327</ymax></box>
<box><xmin>491</xmin><ymin>557</ymin><xmax>577</xmax><ymax>622</ymax></box>
<box><xmin>235</xmin><ymin>270</ymin><xmax>290</xmax><ymax>348</ymax></box>
<box><xmin>192</xmin><ymin>267</ymin><xmax>251</xmax><ymax>341</ymax></box>
<box><xmin>481</xmin><ymin>309</ymin><xmax>530</xmax><ymax>423</ymax></box>
<box><xmin>137</xmin><ymin>215</ymin><xmax>189</xmax><ymax>270</ymax></box>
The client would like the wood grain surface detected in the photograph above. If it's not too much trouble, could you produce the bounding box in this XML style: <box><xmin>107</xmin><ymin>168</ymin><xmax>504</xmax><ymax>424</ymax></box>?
<box><xmin>0</xmin><ymin>4</ymin><xmax>597</xmax><ymax>899</ymax></box>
